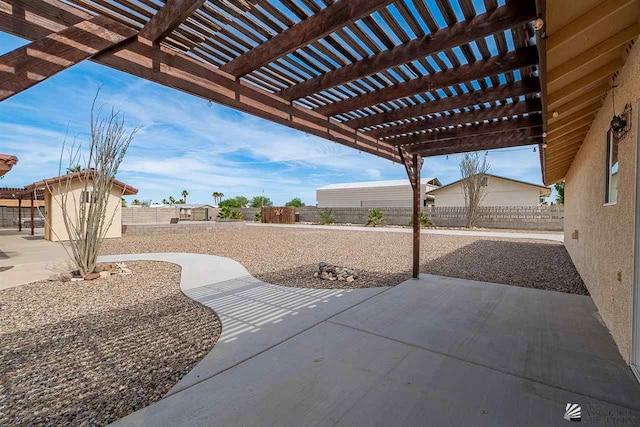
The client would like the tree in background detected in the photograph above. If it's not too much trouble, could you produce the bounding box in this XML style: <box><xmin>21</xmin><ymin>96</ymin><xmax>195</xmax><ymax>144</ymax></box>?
<box><xmin>458</xmin><ymin>152</ymin><xmax>490</xmax><ymax>228</ymax></box>
<box><xmin>121</xmin><ymin>197</ymin><xmax>127</xmax><ymax>207</ymax></box>
<box><xmin>250</xmin><ymin>195</ymin><xmax>273</xmax><ymax>208</ymax></box>
<box><xmin>554</xmin><ymin>181</ymin><xmax>565</xmax><ymax>205</ymax></box>
<box><xmin>181</xmin><ymin>189</ymin><xmax>189</xmax><ymax>204</ymax></box>
<box><xmin>212</xmin><ymin>191</ymin><xmax>224</xmax><ymax>205</ymax></box>
<box><xmin>285</xmin><ymin>197</ymin><xmax>305</xmax><ymax>207</ymax></box>
<box><xmin>219</xmin><ymin>196</ymin><xmax>245</xmax><ymax>208</ymax></box>
<box><xmin>132</xmin><ymin>199</ymin><xmax>141</xmax><ymax>205</ymax></box>
<box><xmin>168</xmin><ymin>196</ymin><xmax>176</xmax><ymax>205</ymax></box>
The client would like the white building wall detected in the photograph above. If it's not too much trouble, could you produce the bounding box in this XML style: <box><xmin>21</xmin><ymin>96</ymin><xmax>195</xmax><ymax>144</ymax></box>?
<box><xmin>317</xmin><ymin>183</ymin><xmax>438</xmax><ymax>208</ymax></box>
<box><xmin>432</xmin><ymin>177</ymin><xmax>545</xmax><ymax>207</ymax></box>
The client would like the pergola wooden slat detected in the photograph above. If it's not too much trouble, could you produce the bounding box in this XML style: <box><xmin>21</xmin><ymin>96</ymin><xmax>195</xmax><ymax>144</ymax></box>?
<box><xmin>0</xmin><ymin>0</ymin><xmax>545</xmax><ymax>278</ymax></box>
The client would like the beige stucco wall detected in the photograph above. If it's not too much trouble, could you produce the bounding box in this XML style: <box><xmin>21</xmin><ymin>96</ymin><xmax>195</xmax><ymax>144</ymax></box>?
<box><xmin>431</xmin><ymin>177</ymin><xmax>546</xmax><ymax>207</ymax></box>
<box><xmin>317</xmin><ymin>183</ymin><xmax>438</xmax><ymax>208</ymax></box>
<box><xmin>563</xmin><ymin>41</ymin><xmax>639</xmax><ymax>363</ymax></box>
<box><xmin>46</xmin><ymin>180</ymin><xmax>123</xmax><ymax>242</ymax></box>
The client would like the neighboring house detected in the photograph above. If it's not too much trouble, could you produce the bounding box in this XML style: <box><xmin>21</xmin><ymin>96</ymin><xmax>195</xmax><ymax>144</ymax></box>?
<box><xmin>427</xmin><ymin>174</ymin><xmax>551</xmax><ymax>207</ymax></box>
<box><xmin>178</xmin><ymin>204</ymin><xmax>216</xmax><ymax>221</ymax></box>
<box><xmin>24</xmin><ymin>172</ymin><xmax>138</xmax><ymax>241</ymax></box>
<box><xmin>317</xmin><ymin>178</ymin><xmax>442</xmax><ymax>208</ymax></box>
<box><xmin>0</xmin><ymin>154</ymin><xmax>18</xmax><ymax>177</ymax></box>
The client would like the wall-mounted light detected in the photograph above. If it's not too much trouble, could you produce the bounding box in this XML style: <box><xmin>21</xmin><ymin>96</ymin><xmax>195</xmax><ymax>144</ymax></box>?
<box><xmin>542</xmin><ymin>132</ymin><xmax>547</xmax><ymax>138</ymax></box>
<box><xmin>542</xmin><ymin>143</ymin><xmax>548</xmax><ymax>149</ymax></box>
<box><xmin>552</xmin><ymin>111</ymin><xmax>559</xmax><ymax>118</ymax></box>
<box><xmin>533</xmin><ymin>18</ymin><xmax>544</xmax><ymax>31</ymax></box>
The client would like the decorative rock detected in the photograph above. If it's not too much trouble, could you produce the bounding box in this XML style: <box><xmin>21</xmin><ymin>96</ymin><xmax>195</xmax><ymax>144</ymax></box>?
<box><xmin>315</xmin><ymin>262</ymin><xmax>358</xmax><ymax>282</ymax></box>
<box><xmin>60</xmin><ymin>273</ymin><xmax>72</xmax><ymax>282</ymax></box>
<box><xmin>70</xmin><ymin>277</ymin><xmax>84</xmax><ymax>282</ymax></box>
<box><xmin>99</xmin><ymin>271</ymin><xmax>111</xmax><ymax>279</ymax></box>
<box><xmin>48</xmin><ymin>274</ymin><xmax>59</xmax><ymax>281</ymax></box>
<box><xmin>84</xmin><ymin>273</ymin><xmax>100</xmax><ymax>281</ymax></box>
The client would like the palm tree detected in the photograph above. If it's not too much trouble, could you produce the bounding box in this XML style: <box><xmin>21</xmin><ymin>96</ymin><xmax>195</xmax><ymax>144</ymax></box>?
<box><xmin>67</xmin><ymin>165</ymin><xmax>81</xmax><ymax>173</ymax></box>
<box><xmin>212</xmin><ymin>191</ymin><xmax>224</xmax><ymax>205</ymax></box>
<box><xmin>132</xmin><ymin>199</ymin><xmax>141</xmax><ymax>205</ymax></box>
<box><xmin>168</xmin><ymin>196</ymin><xmax>176</xmax><ymax>205</ymax></box>
<box><xmin>181</xmin><ymin>189</ymin><xmax>189</xmax><ymax>203</ymax></box>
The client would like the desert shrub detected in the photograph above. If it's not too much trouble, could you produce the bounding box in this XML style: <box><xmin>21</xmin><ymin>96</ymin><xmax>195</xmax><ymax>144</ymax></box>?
<box><xmin>367</xmin><ymin>208</ymin><xmax>386</xmax><ymax>227</ymax></box>
<box><xmin>218</xmin><ymin>206</ymin><xmax>243</xmax><ymax>220</ymax></box>
<box><xmin>255</xmin><ymin>211</ymin><xmax>262</xmax><ymax>222</ymax></box>
<box><xmin>319</xmin><ymin>208</ymin><xmax>335</xmax><ymax>225</ymax></box>
<box><xmin>409</xmin><ymin>211</ymin><xmax>434</xmax><ymax>227</ymax></box>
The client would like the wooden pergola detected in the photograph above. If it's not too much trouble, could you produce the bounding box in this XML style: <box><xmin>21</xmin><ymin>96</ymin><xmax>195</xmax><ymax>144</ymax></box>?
<box><xmin>1</xmin><ymin>0</ymin><xmax>547</xmax><ymax>278</ymax></box>
<box><xmin>0</xmin><ymin>187</ymin><xmax>45</xmax><ymax>236</ymax></box>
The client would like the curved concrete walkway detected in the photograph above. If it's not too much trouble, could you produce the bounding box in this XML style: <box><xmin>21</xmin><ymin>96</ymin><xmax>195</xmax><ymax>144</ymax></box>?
<box><xmin>97</xmin><ymin>253</ymin><xmax>389</xmax><ymax>395</ymax></box>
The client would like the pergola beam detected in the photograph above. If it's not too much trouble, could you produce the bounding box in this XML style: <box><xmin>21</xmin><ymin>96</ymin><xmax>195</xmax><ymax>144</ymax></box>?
<box><xmin>0</xmin><ymin>14</ymin><xmax>137</xmax><ymax>101</ymax></box>
<box><xmin>279</xmin><ymin>1</ymin><xmax>537</xmax><ymax>101</ymax></box>
<box><xmin>1</xmin><ymin>0</ymin><xmax>401</xmax><ymax>163</ymax></box>
<box><xmin>548</xmin><ymin>102</ymin><xmax>601</xmax><ymax>132</ymax></box>
<box><xmin>220</xmin><ymin>0</ymin><xmax>395</xmax><ymax>77</ymax></box>
<box><xmin>317</xmin><ymin>46</ymin><xmax>539</xmax><ymax>117</ymax></box>
<box><xmin>411</xmin><ymin>129</ymin><xmax>543</xmax><ymax>157</ymax></box>
<box><xmin>369</xmin><ymin>99</ymin><xmax>542</xmax><ymax>140</ymax></box>
<box><xmin>391</xmin><ymin>115</ymin><xmax>543</xmax><ymax>146</ymax></box>
<box><xmin>139</xmin><ymin>0</ymin><xmax>206</xmax><ymax>43</ymax></box>
<box><xmin>346</xmin><ymin>78</ymin><xmax>540</xmax><ymax>130</ymax></box>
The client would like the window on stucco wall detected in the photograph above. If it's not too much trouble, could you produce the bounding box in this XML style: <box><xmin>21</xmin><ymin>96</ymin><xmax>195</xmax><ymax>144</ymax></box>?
<box><xmin>605</xmin><ymin>131</ymin><xmax>619</xmax><ymax>204</ymax></box>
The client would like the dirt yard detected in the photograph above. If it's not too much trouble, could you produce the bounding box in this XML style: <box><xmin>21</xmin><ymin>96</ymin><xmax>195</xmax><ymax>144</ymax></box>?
<box><xmin>101</xmin><ymin>226</ymin><xmax>587</xmax><ymax>295</ymax></box>
<box><xmin>0</xmin><ymin>261</ymin><xmax>221</xmax><ymax>426</ymax></box>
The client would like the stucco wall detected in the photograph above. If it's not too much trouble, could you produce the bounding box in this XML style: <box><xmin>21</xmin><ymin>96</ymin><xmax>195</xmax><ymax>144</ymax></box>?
<box><xmin>563</xmin><ymin>41</ymin><xmax>639</xmax><ymax>362</ymax></box>
<box><xmin>46</xmin><ymin>180</ymin><xmax>123</xmax><ymax>241</ymax></box>
<box><xmin>431</xmin><ymin>177</ymin><xmax>546</xmax><ymax>207</ymax></box>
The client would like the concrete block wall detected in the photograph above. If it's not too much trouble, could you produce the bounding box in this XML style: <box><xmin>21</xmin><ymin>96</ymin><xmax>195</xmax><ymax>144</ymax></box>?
<box><xmin>121</xmin><ymin>207</ymin><xmax>180</xmax><ymax>224</ymax></box>
<box><xmin>241</xmin><ymin>206</ymin><xmax>564</xmax><ymax>231</ymax></box>
<box><xmin>0</xmin><ymin>206</ymin><xmax>44</xmax><ymax>227</ymax></box>
<box><xmin>122</xmin><ymin>221</ymin><xmax>245</xmax><ymax>235</ymax></box>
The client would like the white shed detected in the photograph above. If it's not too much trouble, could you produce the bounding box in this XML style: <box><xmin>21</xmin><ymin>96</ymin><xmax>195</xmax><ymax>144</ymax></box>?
<box><xmin>427</xmin><ymin>174</ymin><xmax>551</xmax><ymax>207</ymax></box>
<box><xmin>316</xmin><ymin>178</ymin><xmax>441</xmax><ymax>208</ymax></box>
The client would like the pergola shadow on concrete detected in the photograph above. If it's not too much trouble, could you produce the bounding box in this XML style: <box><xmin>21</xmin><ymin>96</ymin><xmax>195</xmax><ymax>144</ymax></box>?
<box><xmin>0</xmin><ymin>0</ymin><xmax>548</xmax><ymax>277</ymax></box>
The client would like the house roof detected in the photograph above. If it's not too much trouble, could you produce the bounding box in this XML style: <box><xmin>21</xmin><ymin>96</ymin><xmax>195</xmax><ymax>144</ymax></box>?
<box><xmin>318</xmin><ymin>178</ymin><xmax>441</xmax><ymax>191</ymax></box>
<box><xmin>0</xmin><ymin>154</ymin><xmax>18</xmax><ymax>177</ymax></box>
<box><xmin>26</xmin><ymin>170</ymin><xmax>139</xmax><ymax>196</ymax></box>
<box><xmin>178</xmin><ymin>204</ymin><xmax>215</xmax><ymax>209</ymax></box>
<box><xmin>427</xmin><ymin>174</ymin><xmax>551</xmax><ymax>196</ymax></box>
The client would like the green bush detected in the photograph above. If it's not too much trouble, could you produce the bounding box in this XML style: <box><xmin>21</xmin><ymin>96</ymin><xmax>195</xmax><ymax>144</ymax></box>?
<box><xmin>367</xmin><ymin>208</ymin><xmax>386</xmax><ymax>227</ymax></box>
<box><xmin>319</xmin><ymin>208</ymin><xmax>335</xmax><ymax>225</ymax></box>
<box><xmin>218</xmin><ymin>206</ymin><xmax>243</xmax><ymax>220</ymax></box>
<box><xmin>409</xmin><ymin>211</ymin><xmax>434</xmax><ymax>227</ymax></box>
<box><xmin>255</xmin><ymin>211</ymin><xmax>262</xmax><ymax>222</ymax></box>
<box><xmin>285</xmin><ymin>197</ymin><xmax>305</xmax><ymax>207</ymax></box>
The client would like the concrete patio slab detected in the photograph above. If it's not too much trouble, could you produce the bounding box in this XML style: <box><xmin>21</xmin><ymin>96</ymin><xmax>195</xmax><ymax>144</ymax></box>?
<box><xmin>98</xmin><ymin>253</ymin><xmax>388</xmax><ymax>394</ymax></box>
<box><xmin>246</xmin><ymin>222</ymin><xmax>564</xmax><ymax>242</ymax></box>
<box><xmin>0</xmin><ymin>230</ymin><xmax>69</xmax><ymax>289</ymax></box>
<box><xmin>110</xmin><ymin>267</ymin><xmax>640</xmax><ymax>426</ymax></box>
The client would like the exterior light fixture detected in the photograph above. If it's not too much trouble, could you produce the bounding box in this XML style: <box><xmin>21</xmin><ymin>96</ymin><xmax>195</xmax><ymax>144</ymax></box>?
<box><xmin>533</xmin><ymin>18</ymin><xmax>544</xmax><ymax>31</ymax></box>
<box><xmin>542</xmin><ymin>143</ymin><xmax>548</xmax><ymax>149</ymax></box>
<box><xmin>552</xmin><ymin>111</ymin><xmax>559</xmax><ymax>118</ymax></box>
<box><xmin>609</xmin><ymin>84</ymin><xmax>632</xmax><ymax>140</ymax></box>
<box><xmin>542</xmin><ymin>132</ymin><xmax>547</xmax><ymax>138</ymax></box>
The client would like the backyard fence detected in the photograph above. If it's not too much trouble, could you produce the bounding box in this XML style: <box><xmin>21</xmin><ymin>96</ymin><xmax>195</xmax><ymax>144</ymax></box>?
<box><xmin>240</xmin><ymin>205</ymin><xmax>564</xmax><ymax>231</ymax></box>
<box><xmin>0</xmin><ymin>206</ymin><xmax>45</xmax><ymax>227</ymax></box>
<box><xmin>121</xmin><ymin>207</ymin><xmax>179</xmax><ymax>224</ymax></box>
<box><xmin>261</xmin><ymin>206</ymin><xmax>295</xmax><ymax>224</ymax></box>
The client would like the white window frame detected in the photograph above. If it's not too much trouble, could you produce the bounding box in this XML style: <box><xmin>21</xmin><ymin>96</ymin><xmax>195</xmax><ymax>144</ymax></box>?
<box><xmin>605</xmin><ymin>130</ymin><xmax>619</xmax><ymax>205</ymax></box>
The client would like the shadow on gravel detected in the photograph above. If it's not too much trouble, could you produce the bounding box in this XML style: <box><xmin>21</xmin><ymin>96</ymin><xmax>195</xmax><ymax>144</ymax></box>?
<box><xmin>0</xmin><ymin>294</ymin><xmax>221</xmax><ymax>426</ymax></box>
<box><xmin>421</xmin><ymin>239</ymin><xmax>588</xmax><ymax>295</ymax></box>
<box><xmin>255</xmin><ymin>263</ymin><xmax>411</xmax><ymax>289</ymax></box>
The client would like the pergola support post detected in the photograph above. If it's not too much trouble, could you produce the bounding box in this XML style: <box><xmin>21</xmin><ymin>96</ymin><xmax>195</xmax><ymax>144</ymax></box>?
<box><xmin>412</xmin><ymin>153</ymin><xmax>421</xmax><ymax>279</ymax></box>
<box><xmin>399</xmin><ymin>147</ymin><xmax>422</xmax><ymax>279</ymax></box>
<box><xmin>30</xmin><ymin>192</ymin><xmax>34</xmax><ymax>236</ymax></box>
<box><xmin>18</xmin><ymin>195</ymin><xmax>22</xmax><ymax>231</ymax></box>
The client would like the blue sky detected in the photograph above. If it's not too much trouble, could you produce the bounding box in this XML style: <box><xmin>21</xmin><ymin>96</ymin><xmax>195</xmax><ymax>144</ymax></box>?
<box><xmin>0</xmin><ymin>30</ymin><xmax>546</xmax><ymax>206</ymax></box>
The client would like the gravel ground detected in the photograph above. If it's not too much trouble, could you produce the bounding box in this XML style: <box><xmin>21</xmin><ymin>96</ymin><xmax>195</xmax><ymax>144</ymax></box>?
<box><xmin>101</xmin><ymin>227</ymin><xmax>587</xmax><ymax>294</ymax></box>
<box><xmin>0</xmin><ymin>261</ymin><xmax>221</xmax><ymax>426</ymax></box>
